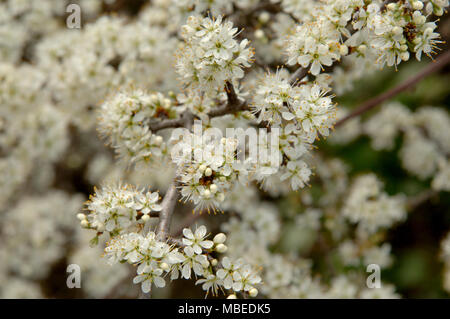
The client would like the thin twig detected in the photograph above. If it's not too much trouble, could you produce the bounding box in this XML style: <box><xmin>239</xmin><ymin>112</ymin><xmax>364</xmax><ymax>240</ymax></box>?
<box><xmin>335</xmin><ymin>50</ymin><xmax>450</xmax><ymax>127</ymax></box>
<box><xmin>156</xmin><ymin>181</ymin><xmax>179</xmax><ymax>241</ymax></box>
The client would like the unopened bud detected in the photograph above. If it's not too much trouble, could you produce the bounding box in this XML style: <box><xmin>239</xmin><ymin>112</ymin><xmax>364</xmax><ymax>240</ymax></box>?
<box><xmin>387</xmin><ymin>3</ymin><xmax>397</xmax><ymax>11</ymax></box>
<box><xmin>77</xmin><ymin>213</ymin><xmax>86</xmax><ymax>221</ymax></box>
<box><xmin>358</xmin><ymin>44</ymin><xmax>367</xmax><ymax>54</ymax></box>
<box><xmin>400</xmin><ymin>51</ymin><xmax>410</xmax><ymax>61</ymax></box>
<box><xmin>392</xmin><ymin>26</ymin><xmax>403</xmax><ymax>36</ymax></box>
<box><xmin>160</xmin><ymin>262</ymin><xmax>169</xmax><ymax>271</ymax></box>
<box><xmin>141</xmin><ymin>214</ymin><xmax>150</xmax><ymax>222</ymax></box>
<box><xmin>216</xmin><ymin>244</ymin><xmax>228</xmax><ymax>253</ymax></box>
<box><xmin>412</xmin><ymin>1</ymin><xmax>423</xmax><ymax>10</ymax></box>
<box><xmin>259</xmin><ymin>12</ymin><xmax>270</xmax><ymax>24</ymax></box>
<box><xmin>154</xmin><ymin>136</ymin><xmax>163</xmax><ymax>146</ymax></box>
<box><xmin>204</xmin><ymin>168</ymin><xmax>212</xmax><ymax>177</ymax></box>
<box><xmin>249</xmin><ymin>288</ymin><xmax>259</xmax><ymax>297</ymax></box>
<box><xmin>213</xmin><ymin>233</ymin><xmax>227</xmax><ymax>244</ymax></box>
<box><xmin>339</xmin><ymin>44</ymin><xmax>349</xmax><ymax>56</ymax></box>
<box><xmin>254</xmin><ymin>29</ymin><xmax>265</xmax><ymax>39</ymax></box>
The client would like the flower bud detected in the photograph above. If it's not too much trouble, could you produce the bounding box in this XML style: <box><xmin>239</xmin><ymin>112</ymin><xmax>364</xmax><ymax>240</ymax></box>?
<box><xmin>358</xmin><ymin>44</ymin><xmax>367</xmax><ymax>54</ymax></box>
<box><xmin>160</xmin><ymin>262</ymin><xmax>169</xmax><ymax>271</ymax></box>
<box><xmin>392</xmin><ymin>26</ymin><xmax>403</xmax><ymax>36</ymax></box>
<box><xmin>203</xmin><ymin>189</ymin><xmax>211</xmax><ymax>198</ymax></box>
<box><xmin>80</xmin><ymin>220</ymin><xmax>89</xmax><ymax>228</ymax></box>
<box><xmin>199</xmin><ymin>164</ymin><xmax>206</xmax><ymax>173</ymax></box>
<box><xmin>154</xmin><ymin>136</ymin><xmax>163</xmax><ymax>146</ymax></box>
<box><xmin>387</xmin><ymin>3</ymin><xmax>396</xmax><ymax>11</ymax></box>
<box><xmin>216</xmin><ymin>243</ymin><xmax>228</xmax><ymax>253</ymax></box>
<box><xmin>213</xmin><ymin>233</ymin><xmax>227</xmax><ymax>244</ymax></box>
<box><xmin>227</xmin><ymin>294</ymin><xmax>237</xmax><ymax>299</ymax></box>
<box><xmin>210</xmin><ymin>184</ymin><xmax>218</xmax><ymax>193</ymax></box>
<box><xmin>254</xmin><ymin>29</ymin><xmax>265</xmax><ymax>39</ymax></box>
<box><xmin>412</xmin><ymin>1</ymin><xmax>423</xmax><ymax>10</ymax></box>
<box><xmin>205</xmin><ymin>168</ymin><xmax>212</xmax><ymax>177</ymax></box>
<box><xmin>77</xmin><ymin>213</ymin><xmax>86</xmax><ymax>221</ymax></box>
<box><xmin>141</xmin><ymin>214</ymin><xmax>150</xmax><ymax>222</ymax></box>
<box><xmin>339</xmin><ymin>44</ymin><xmax>349</xmax><ymax>56</ymax></box>
<box><xmin>249</xmin><ymin>288</ymin><xmax>259</xmax><ymax>297</ymax></box>
<box><xmin>400</xmin><ymin>51</ymin><xmax>410</xmax><ymax>61</ymax></box>
<box><xmin>259</xmin><ymin>12</ymin><xmax>270</xmax><ymax>24</ymax></box>
<box><xmin>211</xmin><ymin>259</ymin><xmax>218</xmax><ymax>266</ymax></box>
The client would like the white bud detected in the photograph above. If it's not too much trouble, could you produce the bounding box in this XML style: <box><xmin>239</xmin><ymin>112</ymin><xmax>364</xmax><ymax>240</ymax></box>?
<box><xmin>213</xmin><ymin>233</ymin><xmax>227</xmax><ymax>244</ymax></box>
<box><xmin>392</xmin><ymin>26</ymin><xmax>403</xmax><ymax>36</ymax></box>
<box><xmin>339</xmin><ymin>44</ymin><xmax>349</xmax><ymax>56</ymax></box>
<box><xmin>199</xmin><ymin>164</ymin><xmax>206</xmax><ymax>173</ymax></box>
<box><xmin>400</xmin><ymin>51</ymin><xmax>410</xmax><ymax>61</ymax></box>
<box><xmin>259</xmin><ymin>12</ymin><xmax>270</xmax><ymax>24</ymax></box>
<box><xmin>77</xmin><ymin>213</ymin><xmax>86</xmax><ymax>221</ymax></box>
<box><xmin>203</xmin><ymin>189</ymin><xmax>211</xmax><ymax>198</ymax></box>
<box><xmin>435</xmin><ymin>7</ymin><xmax>444</xmax><ymax>16</ymax></box>
<box><xmin>160</xmin><ymin>262</ymin><xmax>169</xmax><ymax>271</ymax></box>
<box><xmin>80</xmin><ymin>220</ymin><xmax>89</xmax><ymax>228</ymax></box>
<box><xmin>400</xmin><ymin>44</ymin><xmax>408</xmax><ymax>51</ymax></box>
<box><xmin>413</xmin><ymin>13</ymin><xmax>426</xmax><ymax>24</ymax></box>
<box><xmin>204</xmin><ymin>168</ymin><xmax>212</xmax><ymax>177</ymax></box>
<box><xmin>141</xmin><ymin>214</ymin><xmax>150</xmax><ymax>222</ymax></box>
<box><xmin>211</xmin><ymin>259</ymin><xmax>218</xmax><ymax>266</ymax></box>
<box><xmin>254</xmin><ymin>29</ymin><xmax>265</xmax><ymax>39</ymax></box>
<box><xmin>387</xmin><ymin>3</ymin><xmax>396</xmax><ymax>11</ymax></box>
<box><xmin>219</xmin><ymin>176</ymin><xmax>226</xmax><ymax>182</ymax></box>
<box><xmin>412</xmin><ymin>1</ymin><xmax>423</xmax><ymax>10</ymax></box>
<box><xmin>358</xmin><ymin>44</ymin><xmax>367</xmax><ymax>54</ymax></box>
<box><xmin>210</xmin><ymin>184</ymin><xmax>218</xmax><ymax>193</ymax></box>
<box><xmin>227</xmin><ymin>294</ymin><xmax>237</xmax><ymax>299</ymax></box>
<box><xmin>201</xmin><ymin>259</ymin><xmax>210</xmax><ymax>268</ymax></box>
<box><xmin>216</xmin><ymin>243</ymin><xmax>228</xmax><ymax>253</ymax></box>
<box><xmin>249</xmin><ymin>288</ymin><xmax>259</xmax><ymax>297</ymax></box>
<box><xmin>154</xmin><ymin>135</ymin><xmax>163</xmax><ymax>146</ymax></box>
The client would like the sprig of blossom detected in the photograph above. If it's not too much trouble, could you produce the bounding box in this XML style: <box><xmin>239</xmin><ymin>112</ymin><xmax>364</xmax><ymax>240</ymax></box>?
<box><xmin>176</xmin><ymin>15</ymin><xmax>254</xmax><ymax>96</ymax></box>
<box><xmin>82</xmin><ymin>184</ymin><xmax>162</xmax><ymax>240</ymax></box>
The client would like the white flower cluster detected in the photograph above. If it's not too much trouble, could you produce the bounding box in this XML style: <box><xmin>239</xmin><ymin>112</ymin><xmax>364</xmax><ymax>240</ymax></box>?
<box><xmin>99</xmin><ymin>90</ymin><xmax>180</xmax><ymax>165</ymax></box>
<box><xmin>286</xmin><ymin>0</ymin><xmax>449</xmax><ymax>75</ymax></box>
<box><xmin>170</xmin><ymin>131</ymin><xmax>244</xmax><ymax>211</ymax></box>
<box><xmin>343</xmin><ymin>174</ymin><xmax>406</xmax><ymax>235</ymax></box>
<box><xmin>253</xmin><ymin>71</ymin><xmax>336</xmax><ymax>142</ymax></box>
<box><xmin>82</xmin><ymin>184</ymin><xmax>162</xmax><ymax>239</ymax></box>
<box><xmin>177</xmin><ymin>15</ymin><xmax>254</xmax><ymax>96</ymax></box>
<box><xmin>104</xmin><ymin>225</ymin><xmax>261</xmax><ymax>297</ymax></box>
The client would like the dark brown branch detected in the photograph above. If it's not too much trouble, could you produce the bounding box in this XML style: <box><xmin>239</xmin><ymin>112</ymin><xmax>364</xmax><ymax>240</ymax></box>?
<box><xmin>335</xmin><ymin>50</ymin><xmax>450</xmax><ymax>127</ymax></box>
